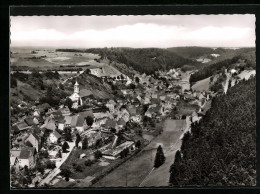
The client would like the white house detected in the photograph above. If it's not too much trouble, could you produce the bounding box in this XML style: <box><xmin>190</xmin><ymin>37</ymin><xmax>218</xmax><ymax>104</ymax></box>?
<box><xmin>49</xmin><ymin>130</ymin><xmax>62</xmax><ymax>144</ymax></box>
<box><xmin>18</xmin><ymin>147</ymin><xmax>36</xmax><ymax>169</ymax></box>
<box><xmin>106</xmin><ymin>99</ymin><xmax>116</xmax><ymax>113</ymax></box>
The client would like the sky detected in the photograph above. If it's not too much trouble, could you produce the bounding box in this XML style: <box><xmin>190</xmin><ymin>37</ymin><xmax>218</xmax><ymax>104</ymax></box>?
<box><xmin>10</xmin><ymin>15</ymin><xmax>255</xmax><ymax>48</ymax></box>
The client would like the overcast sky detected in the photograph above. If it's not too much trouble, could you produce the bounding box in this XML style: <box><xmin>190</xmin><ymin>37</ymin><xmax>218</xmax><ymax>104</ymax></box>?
<box><xmin>10</xmin><ymin>15</ymin><xmax>255</xmax><ymax>48</ymax></box>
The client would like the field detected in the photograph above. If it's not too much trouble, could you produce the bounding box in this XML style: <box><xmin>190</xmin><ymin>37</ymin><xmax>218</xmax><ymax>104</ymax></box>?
<box><xmin>191</xmin><ymin>77</ymin><xmax>211</xmax><ymax>92</ymax></box>
<box><xmin>93</xmin><ymin>119</ymin><xmax>185</xmax><ymax>187</ymax></box>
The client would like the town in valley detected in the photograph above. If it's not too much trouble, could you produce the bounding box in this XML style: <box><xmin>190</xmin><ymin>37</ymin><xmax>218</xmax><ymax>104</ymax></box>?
<box><xmin>10</xmin><ymin>15</ymin><xmax>256</xmax><ymax>188</ymax></box>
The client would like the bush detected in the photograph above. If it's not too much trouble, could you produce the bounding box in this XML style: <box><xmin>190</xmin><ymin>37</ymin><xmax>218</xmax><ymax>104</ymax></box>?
<box><xmin>94</xmin><ymin>150</ymin><xmax>102</xmax><ymax>159</ymax></box>
<box><xmin>84</xmin><ymin>159</ymin><xmax>93</xmax><ymax>166</ymax></box>
<box><xmin>75</xmin><ymin>164</ymin><xmax>83</xmax><ymax>172</ymax></box>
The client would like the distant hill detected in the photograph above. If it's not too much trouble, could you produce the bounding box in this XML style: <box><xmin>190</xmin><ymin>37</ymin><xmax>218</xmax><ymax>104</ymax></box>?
<box><xmin>189</xmin><ymin>49</ymin><xmax>256</xmax><ymax>83</ymax></box>
<box><xmin>167</xmin><ymin>47</ymin><xmax>218</xmax><ymax>58</ymax></box>
<box><xmin>170</xmin><ymin>77</ymin><xmax>256</xmax><ymax>186</ymax></box>
<box><xmin>85</xmin><ymin>48</ymin><xmax>200</xmax><ymax>75</ymax></box>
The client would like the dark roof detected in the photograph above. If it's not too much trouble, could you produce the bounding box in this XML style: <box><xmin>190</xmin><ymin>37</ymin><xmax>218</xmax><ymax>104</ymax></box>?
<box><xmin>102</xmin><ymin>118</ymin><xmax>116</xmax><ymax>129</ymax></box>
<box><xmin>127</xmin><ymin>105</ymin><xmax>137</xmax><ymax>116</ymax></box>
<box><xmin>37</xmin><ymin>103</ymin><xmax>51</xmax><ymax>109</ymax></box>
<box><xmin>80</xmin><ymin>89</ymin><xmax>93</xmax><ymax>97</ymax></box>
<box><xmin>19</xmin><ymin>147</ymin><xmax>36</xmax><ymax>159</ymax></box>
<box><xmin>24</xmin><ymin>117</ymin><xmax>34</xmax><ymax>126</ymax></box>
<box><xmin>80</xmin><ymin>110</ymin><xmax>94</xmax><ymax>118</ymax></box>
<box><xmin>15</xmin><ymin>122</ymin><xmax>30</xmax><ymax>131</ymax></box>
<box><xmin>117</xmin><ymin>118</ymin><xmax>126</xmax><ymax>126</ymax></box>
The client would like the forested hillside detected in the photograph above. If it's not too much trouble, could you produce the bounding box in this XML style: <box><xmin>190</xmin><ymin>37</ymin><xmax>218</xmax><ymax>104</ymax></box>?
<box><xmin>167</xmin><ymin>47</ymin><xmax>220</xmax><ymax>58</ymax></box>
<box><xmin>169</xmin><ymin>77</ymin><xmax>256</xmax><ymax>186</ymax></box>
<box><xmin>190</xmin><ymin>51</ymin><xmax>256</xmax><ymax>83</ymax></box>
<box><xmin>85</xmin><ymin>48</ymin><xmax>199</xmax><ymax>74</ymax></box>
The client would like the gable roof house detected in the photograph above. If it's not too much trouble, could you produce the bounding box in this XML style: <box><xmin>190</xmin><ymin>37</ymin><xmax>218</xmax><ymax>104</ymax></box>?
<box><xmin>25</xmin><ymin>133</ymin><xmax>41</xmax><ymax>152</ymax></box>
<box><xmin>13</xmin><ymin>121</ymin><xmax>31</xmax><ymax>133</ymax></box>
<box><xmin>18</xmin><ymin>147</ymin><xmax>37</xmax><ymax>168</ymax></box>
<box><xmin>24</xmin><ymin>117</ymin><xmax>34</xmax><ymax>126</ymax></box>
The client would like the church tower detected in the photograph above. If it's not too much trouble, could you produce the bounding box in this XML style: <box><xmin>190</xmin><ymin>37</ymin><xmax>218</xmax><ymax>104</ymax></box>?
<box><xmin>74</xmin><ymin>80</ymin><xmax>79</xmax><ymax>94</ymax></box>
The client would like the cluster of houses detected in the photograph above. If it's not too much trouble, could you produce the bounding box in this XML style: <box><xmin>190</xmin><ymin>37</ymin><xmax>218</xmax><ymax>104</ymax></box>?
<box><xmin>10</xmin><ymin>66</ymin><xmax>214</xmax><ymax>186</ymax></box>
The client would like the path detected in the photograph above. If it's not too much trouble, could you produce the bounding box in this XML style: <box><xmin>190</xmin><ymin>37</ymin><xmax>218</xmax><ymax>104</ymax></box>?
<box><xmin>61</xmin><ymin>71</ymin><xmax>84</xmax><ymax>85</ymax></box>
<box><xmin>139</xmin><ymin>120</ymin><xmax>188</xmax><ymax>187</ymax></box>
<box><xmin>39</xmin><ymin>141</ymin><xmax>75</xmax><ymax>186</ymax></box>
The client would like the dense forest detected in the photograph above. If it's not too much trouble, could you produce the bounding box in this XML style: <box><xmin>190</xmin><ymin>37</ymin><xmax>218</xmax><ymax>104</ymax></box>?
<box><xmin>84</xmin><ymin>48</ymin><xmax>200</xmax><ymax>75</ymax></box>
<box><xmin>169</xmin><ymin>77</ymin><xmax>256</xmax><ymax>186</ymax></box>
<box><xmin>189</xmin><ymin>51</ymin><xmax>256</xmax><ymax>83</ymax></box>
<box><xmin>167</xmin><ymin>47</ymin><xmax>224</xmax><ymax>58</ymax></box>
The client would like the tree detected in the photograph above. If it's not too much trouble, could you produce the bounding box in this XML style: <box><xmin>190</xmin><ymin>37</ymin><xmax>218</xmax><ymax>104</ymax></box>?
<box><xmin>11</xmin><ymin>77</ymin><xmax>17</xmax><ymax>88</ymax></box>
<box><xmin>94</xmin><ymin>150</ymin><xmax>102</xmax><ymax>159</ymax></box>
<box><xmin>82</xmin><ymin>137</ymin><xmax>88</xmax><ymax>150</ymax></box>
<box><xmin>135</xmin><ymin>140</ymin><xmax>141</xmax><ymax>148</ymax></box>
<box><xmin>135</xmin><ymin>76</ymin><xmax>140</xmax><ymax>83</ymax></box>
<box><xmin>64</xmin><ymin>98</ymin><xmax>73</xmax><ymax>109</ymax></box>
<box><xmin>85</xmin><ymin>116</ymin><xmax>94</xmax><ymax>127</ymax></box>
<box><xmin>59</xmin><ymin>83</ymin><xmax>64</xmax><ymax>90</ymax></box>
<box><xmin>60</xmin><ymin>165</ymin><xmax>72</xmax><ymax>181</ymax></box>
<box><xmin>56</xmin><ymin>149</ymin><xmax>62</xmax><ymax>158</ymax></box>
<box><xmin>84</xmin><ymin>159</ymin><xmax>93</xmax><ymax>166</ymax></box>
<box><xmin>62</xmin><ymin>141</ymin><xmax>70</xmax><ymax>153</ymax></box>
<box><xmin>23</xmin><ymin>165</ymin><xmax>29</xmax><ymax>176</ymax></box>
<box><xmin>75</xmin><ymin>164</ymin><xmax>83</xmax><ymax>172</ymax></box>
<box><xmin>154</xmin><ymin>145</ymin><xmax>165</xmax><ymax>168</ymax></box>
<box><xmin>46</xmin><ymin>160</ymin><xmax>56</xmax><ymax>169</ymax></box>
<box><xmin>75</xmin><ymin>133</ymin><xmax>81</xmax><ymax>148</ymax></box>
<box><xmin>64</xmin><ymin>127</ymin><xmax>72</xmax><ymax>142</ymax></box>
<box><xmin>130</xmin><ymin>83</ymin><xmax>136</xmax><ymax>90</ymax></box>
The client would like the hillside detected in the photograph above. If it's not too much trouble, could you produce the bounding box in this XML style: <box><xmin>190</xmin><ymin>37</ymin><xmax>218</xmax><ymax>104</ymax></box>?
<box><xmin>85</xmin><ymin>48</ymin><xmax>200</xmax><ymax>75</ymax></box>
<box><xmin>169</xmin><ymin>77</ymin><xmax>256</xmax><ymax>186</ymax></box>
<box><xmin>190</xmin><ymin>50</ymin><xmax>256</xmax><ymax>83</ymax></box>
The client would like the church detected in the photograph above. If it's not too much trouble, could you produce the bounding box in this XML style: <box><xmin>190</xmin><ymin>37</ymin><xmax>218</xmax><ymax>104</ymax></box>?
<box><xmin>69</xmin><ymin>81</ymin><xmax>83</xmax><ymax>109</ymax></box>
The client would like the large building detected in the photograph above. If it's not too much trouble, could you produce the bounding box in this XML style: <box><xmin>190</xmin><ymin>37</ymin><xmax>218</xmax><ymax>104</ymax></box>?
<box><xmin>69</xmin><ymin>81</ymin><xmax>83</xmax><ymax>109</ymax></box>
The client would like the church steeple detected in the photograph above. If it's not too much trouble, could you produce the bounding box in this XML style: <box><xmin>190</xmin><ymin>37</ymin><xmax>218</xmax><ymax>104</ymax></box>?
<box><xmin>74</xmin><ymin>80</ymin><xmax>79</xmax><ymax>94</ymax></box>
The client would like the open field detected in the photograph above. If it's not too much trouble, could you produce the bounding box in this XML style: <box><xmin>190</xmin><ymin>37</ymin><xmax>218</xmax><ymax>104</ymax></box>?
<box><xmin>93</xmin><ymin>119</ymin><xmax>185</xmax><ymax>187</ymax></box>
<box><xmin>191</xmin><ymin>77</ymin><xmax>211</xmax><ymax>92</ymax></box>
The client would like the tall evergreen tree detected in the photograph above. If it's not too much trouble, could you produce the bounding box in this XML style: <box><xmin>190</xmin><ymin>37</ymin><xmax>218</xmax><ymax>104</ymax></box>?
<box><xmin>154</xmin><ymin>145</ymin><xmax>166</xmax><ymax>168</ymax></box>
<box><xmin>75</xmin><ymin>133</ymin><xmax>81</xmax><ymax>148</ymax></box>
<box><xmin>82</xmin><ymin>137</ymin><xmax>88</xmax><ymax>150</ymax></box>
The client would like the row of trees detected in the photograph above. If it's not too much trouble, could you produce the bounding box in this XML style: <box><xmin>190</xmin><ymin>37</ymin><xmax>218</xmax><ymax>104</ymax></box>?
<box><xmin>169</xmin><ymin>77</ymin><xmax>256</xmax><ymax>186</ymax></box>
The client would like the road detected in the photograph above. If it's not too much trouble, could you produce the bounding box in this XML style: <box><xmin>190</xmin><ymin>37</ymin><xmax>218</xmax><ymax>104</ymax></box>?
<box><xmin>61</xmin><ymin>71</ymin><xmax>84</xmax><ymax>85</ymax></box>
<box><xmin>39</xmin><ymin>141</ymin><xmax>75</xmax><ymax>186</ymax></box>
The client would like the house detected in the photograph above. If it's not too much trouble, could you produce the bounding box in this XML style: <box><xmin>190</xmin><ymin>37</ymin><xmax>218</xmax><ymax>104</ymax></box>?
<box><xmin>102</xmin><ymin>141</ymin><xmax>135</xmax><ymax>160</ymax></box>
<box><xmin>92</xmin><ymin>117</ymin><xmax>108</xmax><ymax>128</ymax></box>
<box><xmin>49</xmin><ymin>130</ymin><xmax>62</xmax><ymax>144</ymax></box>
<box><xmin>12</xmin><ymin>121</ymin><xmax>30</xmax><ymax>133</ymax></box>
<box><xmin>191</xmin><ymin>112</ymin><xmax>200</xmax><ymax>123</ymax></box>
<box><xmin>64</xmin><ymin>116</ymin><xmax>73</xmax><ymax>127</ymax></box>
<box><xmin>24</xmin><ymin>117</ymin><xmax>34</xmax><ymax>126</ymax></box>
<box><xmin>102</xmin><ymin>118</ymin><xmax>116</xmax><ymax>130</ymax></box>
<box><xmin>106</xmin><ymin>99</ymin><xmax>116</xmax><ymax>113</ymax></box>
<box><xmin>10</xmin><ymin>156</ymin><xmax>19</xmax><ymax>172</ymax></box>
<box><xmin>25</xmin><ymin>133</ymin><xmax>41</xmax><ymax>152</ymax></box>
<box><xmin>116</xmin><ymin>118</ymin><xmax>126</xmax><ymax>131</ymax></box>
<box><xmin>60</xmin><ymin>106</ymin><xmax>71</xmax><ymax>116</ymax></box>
<box><xmin>18</xmin><ymin>147</ymin><xmax>36</xmax><ymax>168</ymax></box>
<box><xmin>41</xmin><ymin>117</ymin><xmax>56</xmax><ymax>131</ymax></box>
